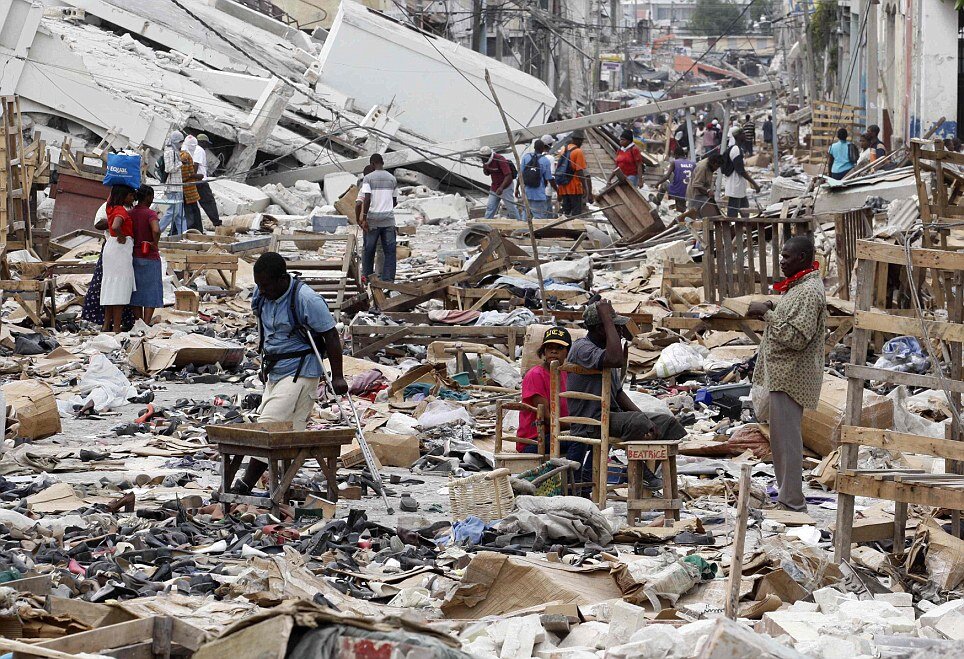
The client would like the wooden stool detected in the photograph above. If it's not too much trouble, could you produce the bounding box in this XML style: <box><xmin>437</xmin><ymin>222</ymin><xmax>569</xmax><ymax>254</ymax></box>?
<box><xmin>207</xmin><ymin>422</ymin><xmax>355</xmax><ymax>516</ymax></box>
<box><xmin>625</xmin><ymin>440</ymin><xmax>681</xmax><ymax>525</ymax></box>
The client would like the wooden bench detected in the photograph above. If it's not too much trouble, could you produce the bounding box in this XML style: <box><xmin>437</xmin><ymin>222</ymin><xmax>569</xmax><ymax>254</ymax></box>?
<box><xmin>208</xmin><ymin>422</ymin><xmax>355</xmax><ymax>517</ymax></box>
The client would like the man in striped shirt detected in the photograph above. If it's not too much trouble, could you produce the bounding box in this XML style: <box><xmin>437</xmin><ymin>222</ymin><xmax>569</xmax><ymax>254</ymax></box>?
<box><xmin>359</xmin><ymin>153</ymin><xmax>399</xmax><ymax>283</ymax></box>
<box><xmin>742</xmin><ymin>114</ymin><xmax>756</xmax><ymax>156</ymax></box>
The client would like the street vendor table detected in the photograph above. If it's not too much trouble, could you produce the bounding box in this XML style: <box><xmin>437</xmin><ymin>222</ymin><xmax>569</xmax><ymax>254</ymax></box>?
<box><xmin>207</xmin><ymin>422</ymin><xmax>355</xmax><ymax>516</ymax></box>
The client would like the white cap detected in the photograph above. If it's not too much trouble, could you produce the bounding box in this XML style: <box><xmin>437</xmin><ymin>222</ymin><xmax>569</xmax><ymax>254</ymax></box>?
<box><xmin>478</xmin><ymin>146</ymin><xmax>493</xmax><ymax>157</ymax></box>
<box><xmin>541</xmin><ymin>134</ymin><xmax>554</xmax><ymax>146</ymax></box>
<box><xmin>729</xmin><ymin>126</ymin><xmax>741</xmax><ymax>138</ymax></box>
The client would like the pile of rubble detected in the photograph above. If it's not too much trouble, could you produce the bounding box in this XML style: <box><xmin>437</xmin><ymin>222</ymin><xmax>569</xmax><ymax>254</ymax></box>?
<box><xmin>1</xmin><ymin>2</ymin><xmax>964</xmax><ymax>659</ymax></box>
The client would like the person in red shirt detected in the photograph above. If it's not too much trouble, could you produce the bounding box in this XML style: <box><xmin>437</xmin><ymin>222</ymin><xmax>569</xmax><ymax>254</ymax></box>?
<box><xmin>479</xmin><ymin>147</ymin><xmax>520</xmax><ymax>220</ymax></box>
<box><xmin>517</xmin><ymin>327</ymin><xmax>572</xmax><ymax>453</ymax></box>
<box><xmin>609</xmin><ymin>129</ymin><xmax>644</xmax><ymax>187</ymax></box>
<box><xmin>129</xmin><ymin>185</ymin><xmax>163</xmax><ymax>324</ymax></box>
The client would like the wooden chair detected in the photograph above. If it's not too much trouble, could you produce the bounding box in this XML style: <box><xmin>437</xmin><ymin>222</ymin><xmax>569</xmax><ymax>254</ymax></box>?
<box><xmin>549</xmin><ymin>361</ymin><xmax>681</xmax><ymax>512</ymax></box>
<box><xmin>549</xmin><ymin>360</ymin><xmax>614</xmax><ymax>507</ymax></box>
<box><xmin>494</xmin><ymin>400</ymin><xmax>547</xmax><ymax>473</ymax></box>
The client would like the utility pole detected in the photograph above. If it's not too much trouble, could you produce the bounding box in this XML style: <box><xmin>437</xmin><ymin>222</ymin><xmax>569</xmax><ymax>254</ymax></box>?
<box><xmin>801</xmin><ymin>2</ymin><xmax>819</xmax><ymax>105</ymax></box>
<box><xmin>592</xmin><ymin>0</ymin><xmax>601</xmax><ymax>108</ymax></box>
<box><xmin>471</xmin><ymin>0</ymin><xmax>483</xmax><ymax>52</ymax></box>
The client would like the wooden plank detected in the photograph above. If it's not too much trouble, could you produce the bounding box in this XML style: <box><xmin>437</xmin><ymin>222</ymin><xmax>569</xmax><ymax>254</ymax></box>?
<box><xmin>856</xmin><ymin>239</ymin><xmax>964</xmax><ymax>271</ymax></box>
<box><xmin>32</xmin><ymin>618</ymin><xmax>157</xmax><ymax>655</ymax></box>
<box><xmin>726</xmin><ymin>463</ymin><xmax>752</xmax><ymax>620</ymax></box>
<box><xmin>834</xmin><ymin>257</ymin><xmax>875</xmax><ymax>563</ymax></box>
<box><xmin>840</xmin><ymin>426</ymin><xmax>964</xmax><ymax>462</ymax></box>
<box><xmin>844</xmin><ymin>364</ymin><xmax>964</xmax><ymax>394</ymax></box>
<box><xmin>351</xmin><ymin>327</ymin><xmax>412</xmax><ymax>358</ymax></box>
<box><xmin>836</xmin><ymin>474</ymin><xmax>964</xmax><ymax>510</ymax></box>
<box><xmin>854</xmin><ymin>310</ymin><xmax>964</xmax><ymax>343</ymax></box>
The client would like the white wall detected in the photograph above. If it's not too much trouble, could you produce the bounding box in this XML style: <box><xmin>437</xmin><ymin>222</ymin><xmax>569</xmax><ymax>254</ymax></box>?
<box><xmin>316</xmin><ymin>1</ymin><xmax>555</xmax><ymax>143</ymax></box>
<box><xmin>915</xmin><ymin>0</ymin><xmax>958</xmax><ymax>139</ymax></box>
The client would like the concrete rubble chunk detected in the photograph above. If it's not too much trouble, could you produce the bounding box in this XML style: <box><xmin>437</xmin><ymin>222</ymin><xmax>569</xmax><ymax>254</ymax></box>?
<box><xmin>557</xmin><ymin>621</ymin><xmax>610</xmax><ymax>650</ymax></box>
<box><xmin>812</xmin><ymin>586</ymin><xmax>858</xmax><ymax>614</ymax></box>
<box><xmin>605</xmin><ymin>600</ymin><xmax>649</xmax><ymax>647</ymax></box>
<box><xmin>836</xmin><ymin>599</ymin><xmax>916</xmax><ymax>633</ymax></box>
<box><xmin>605</xmin><ymin>624</ymin><xmax>680</xmax><ymax>659</ymax></box>
<box><xmin>917</xmin><ymin>598</ymin><xmax>964</xmax><ymax>630</ymax></box>
<box><xmin>933</xmin><ymin>610</ymin><xmax>964</xmax><ymax>640</ymax></box>
<box><xmin>323</xmin><ymin>172</ymin><xmax>358</xmax><ymax>206</ymax></box>
<box><xmin>209</xmin><ymin>179</ymin><xmax>270</xmax><ymax>216</ymax></box>
<box><xmin>498</xmin><ymin>614</ymin><xmax>545</xmax><ymax>658</ymax></box>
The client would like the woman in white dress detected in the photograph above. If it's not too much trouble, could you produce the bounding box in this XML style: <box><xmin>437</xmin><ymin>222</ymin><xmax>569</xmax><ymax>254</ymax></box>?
<box><xmin>101</xmin><ymin>185</ymin><xmax>137</xmax><ymax>332</ymax></box>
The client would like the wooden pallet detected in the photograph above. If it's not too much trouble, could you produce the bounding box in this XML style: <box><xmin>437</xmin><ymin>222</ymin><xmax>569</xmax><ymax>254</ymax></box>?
<box><xmin>701</xmin><ymin>214</ymin><xmax>812</xmax><ymax>303</ymax></box>
<box><xmin>350</xmin><ymin>324</ymin><xmax>522</xmax><ymax>359</ymax></box>
<box><xmin>271</xmin><ymin>232</ymin><xmax>366</xmax><ymax>317</ymax></box>
<box><xmin>832</xmin><ymin>208</ymin><xmax>873</xmax><ymax>300</ymax></box>
<box><xmin>162</xmin><ymin>250</ymin><xmax>239</xmax><ymax>291</ymax></box>
<box><xmin>834</xmin><ymin>240</ymin><xmax>964</xmax><ymax>561</ymax></box>
<box><xmin>594</xmin><ymin>178</ymin><xmax>664</xmax><ymax>244</ymax></box>
<box><xmin>810</xmin><ymin>100</ymin><xmax>864</xmax><ymax>162</ymax></box>
<box><xmin>368</xmin><ymin>229</ymin><xmax>511</xmax><ymax>313</ymax></box>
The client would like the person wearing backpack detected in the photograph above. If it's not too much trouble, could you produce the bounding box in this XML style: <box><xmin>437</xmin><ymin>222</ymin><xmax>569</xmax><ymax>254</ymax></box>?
<box><xmin>231</xmin><ymin>252</ymin><xmax>347</xmax><ymax>495</ymax></box>
<box><xmin>827</xmin><ymin>127</ymin><xmax>857</xmax><ymax>180</ymax></box>
<box><xmin>479</xmin><ymin>147</ymin><xmax>520</xmax><ymax>220</ymax></box>
<box><xmin>517</xmin><ymin>138</ymin><xmax>556</xmax><ymax>219</ymax></box>
<box><xmin>555</xmin><ymin>130</ymin><xmax>591</xmax><ymax>216</ymax></box>
<box><xmin>608</xmin><ymin>129</ymin><xmax>644</xmax><ymax>187</ymax></box>
<box><xmin>723</xmin><ymin>126</ymin><xmax>760</xmax><ymax>218</ymax></box>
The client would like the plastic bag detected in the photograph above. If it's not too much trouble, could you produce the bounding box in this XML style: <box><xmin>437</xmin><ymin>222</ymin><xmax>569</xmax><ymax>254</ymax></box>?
<box><xmin>653</xmin><ymin>343</ymin><xmax>706</xmax><ymax>378</ymax></box>
<box><xmin>751</xmin><ymin>384</ymin><xmax>770</xmax><ymax>422</ymax></box>
<box><xmin>872</xmin><ymin>335</ymin><xmax>929</xmax><ymax>374</ymax></box>
<box><xmin>417</xmin><ymin>400</ymin><xmax>473</xmax><ymax>429</ymax></box>
<box><xmin>103</xmin><ymin>152</ymin><xmax>142</xmax><ymax>189</ymax></box>
<box><xmin>74</xmin><ymin>353</ymin><xmax>137</xmax><ymax>411</ymax></box>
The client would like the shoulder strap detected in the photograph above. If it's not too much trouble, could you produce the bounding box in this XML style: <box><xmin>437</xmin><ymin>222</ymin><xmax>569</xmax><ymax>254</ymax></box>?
<box><xmin>289</xmin><ymin>277</ymin><xmax>307</xmax><ymax>336</ymax></box>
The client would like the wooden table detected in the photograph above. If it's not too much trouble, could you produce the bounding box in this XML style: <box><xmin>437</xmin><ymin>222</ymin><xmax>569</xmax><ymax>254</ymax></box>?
<box><xmin>207</xmin><ymin>422</ymin><xmax>355</xmax><ymax>516</ymax></box>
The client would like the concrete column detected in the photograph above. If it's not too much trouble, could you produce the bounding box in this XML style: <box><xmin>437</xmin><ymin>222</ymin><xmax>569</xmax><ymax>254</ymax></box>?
<box><xmin>225</xmin><ymin>77</ymin><xmax>294</xmax><ymax>177</ymax></box>
<box><xmin>915</xmin><ymin>0</ymin><xmax>957</xmax><ymax>138</ymax></box>
<box><xmin>865</xmin><ymin>0</ymin><xmax>879</xmax><ymax>129</ymax></box>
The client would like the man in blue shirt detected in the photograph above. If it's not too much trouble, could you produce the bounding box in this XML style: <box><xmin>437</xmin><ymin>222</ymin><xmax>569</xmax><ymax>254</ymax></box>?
<box><xmin>827</xmin><ymin>128</ymin><xmax>856</xmax><ymax>180</ymax></box>
<box><xmin>517</xmin><ymin>138</ymin><xmax>557</xmax><ymax>219</ymax></box>
<box><xmin>231</xmin><ymin>252</ymin><xmax>347</xmax><ymax>494</ymax></box>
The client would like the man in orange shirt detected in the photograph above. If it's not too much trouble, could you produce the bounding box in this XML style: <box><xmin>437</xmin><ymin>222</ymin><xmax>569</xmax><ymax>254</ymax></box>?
<box><xmin>556</xmin><ymin>130</ymin><xmax>591</xmax><ymax>216</ymax></box>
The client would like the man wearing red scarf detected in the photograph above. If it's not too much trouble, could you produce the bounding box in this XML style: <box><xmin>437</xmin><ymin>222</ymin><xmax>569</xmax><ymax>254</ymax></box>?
<box><xmin>747</xmin><ymin>237</ymin><xmax>826</xmax><ymax>511</ymax></box>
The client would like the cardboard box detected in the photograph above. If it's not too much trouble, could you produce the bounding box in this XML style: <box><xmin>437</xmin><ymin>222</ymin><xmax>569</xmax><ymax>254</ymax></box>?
<box><xmin>802</xmin><ymin>374</ymin><xmax>893</xmax><ymax>456</ymax></box>
<box><xmin>2</xmin><ymin>379</ymin><xmax>61</xmax><ymax>440</ymax></box>
<box><xmin>366</xmin><ymin>432</ymin><xmax>420</xmax><ymax>467</ymax></box>
<box><xmin>175</xmin><ymin>288</ymin><xmax>199</xmax><ymax>313</ymax></box>
<box><xmin>127</xmin><ymin>333</ymin><xmax>244</xmax><ymax>375</ymax></box>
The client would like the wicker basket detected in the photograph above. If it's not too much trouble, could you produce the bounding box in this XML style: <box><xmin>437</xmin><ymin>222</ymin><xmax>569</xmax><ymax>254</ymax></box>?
<box><xmin>448</xmin><ymin>468</ymin><xmax>515</xmax><ymax>523</ymax></box>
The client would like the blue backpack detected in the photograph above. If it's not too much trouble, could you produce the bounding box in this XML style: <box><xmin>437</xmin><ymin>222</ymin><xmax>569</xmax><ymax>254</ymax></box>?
<box><xmin>554</xmin><ymin>147</ymin><xmax>575</xmax><ymax>186</ymax></box>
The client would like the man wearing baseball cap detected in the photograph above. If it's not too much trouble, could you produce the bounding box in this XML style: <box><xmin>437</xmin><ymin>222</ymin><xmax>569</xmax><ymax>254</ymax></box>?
<box><xmin>565</xmin><ymin>301</ymin><xmax>686</xmax><ymax>489</ymax></box>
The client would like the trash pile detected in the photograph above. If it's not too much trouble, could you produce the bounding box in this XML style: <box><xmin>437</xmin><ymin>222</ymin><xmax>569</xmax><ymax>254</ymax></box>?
<box><xmin>2</xmin><ymin>3</ymin><xmax>964</xmax><ymax>659</ymax></box>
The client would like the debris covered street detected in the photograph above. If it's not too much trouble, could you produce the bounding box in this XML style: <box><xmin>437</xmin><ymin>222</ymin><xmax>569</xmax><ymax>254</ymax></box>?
<box><xmin>0</xmin><ymin>0</ymin><xmax>963</xmax><ymax>657</ymax></box>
